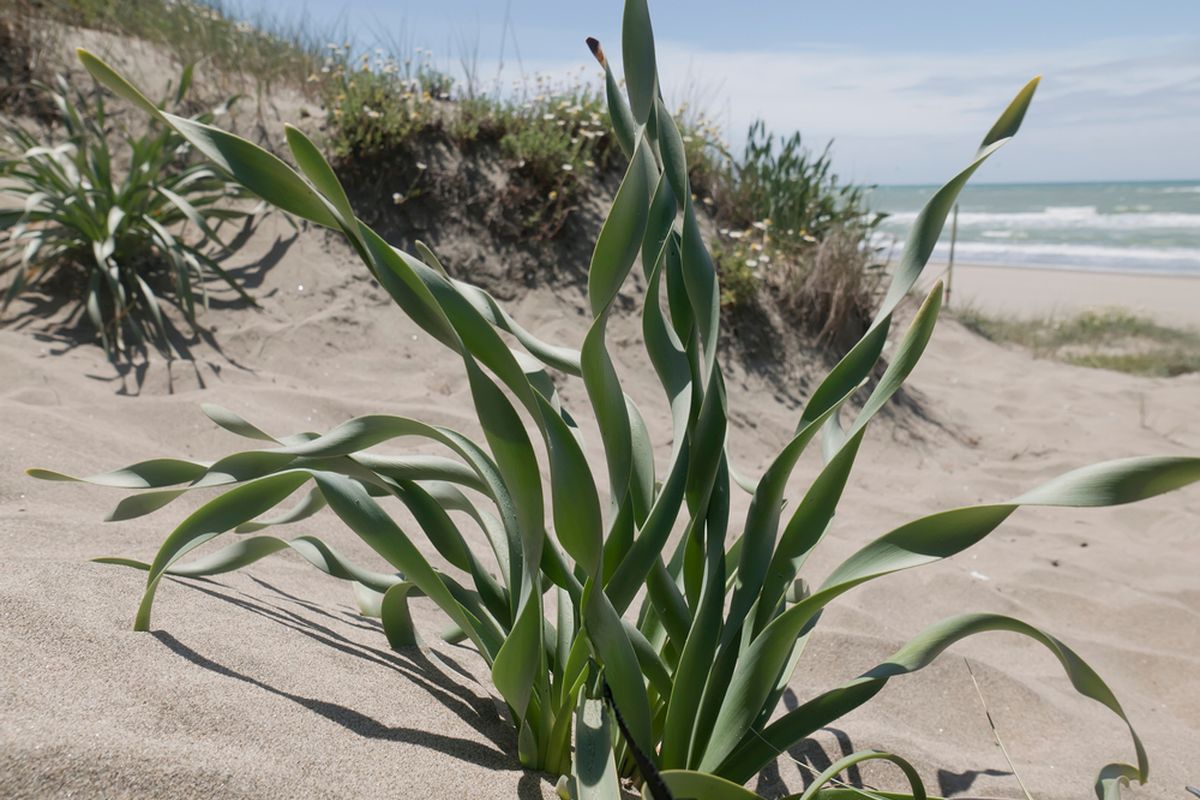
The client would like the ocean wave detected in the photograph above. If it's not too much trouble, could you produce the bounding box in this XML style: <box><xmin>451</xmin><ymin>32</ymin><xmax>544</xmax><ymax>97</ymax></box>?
<box><xmin>878</xmin><ymin>238</ymin><xmax>1200</xmax><ymax>275</ymax></box>
<box><xmin>883</xmin><ymin>205</ymin><xmax>1200</xmax><ymax>230</ymax></box>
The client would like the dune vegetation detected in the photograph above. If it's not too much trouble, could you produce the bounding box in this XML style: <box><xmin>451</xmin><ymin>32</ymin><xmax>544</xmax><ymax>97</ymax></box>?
<box><xmin>0</xmin><ymin>68</ymin><xmax>260</xmax><ymax>360</ymax></box>
<box><xmin>2</xmin><ymin>0</ymin><xmax>886</xmax><ymax>360</ymax></box>
<box><xmin>15</xmin><ymin>1</ymin><xmax>1200</xmax><ymax>798</ymax></box>
<box><xmin>955</xmin><ymin>305</ymin><xmax>1200</xmax><ymax>378</ymax></box>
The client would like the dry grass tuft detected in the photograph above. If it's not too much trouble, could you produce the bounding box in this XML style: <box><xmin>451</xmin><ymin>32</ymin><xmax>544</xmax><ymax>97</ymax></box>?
<box><xmin>777</xmin><ymin>225</ymin><xmax>884</xmax><ymax>348</ymax></box>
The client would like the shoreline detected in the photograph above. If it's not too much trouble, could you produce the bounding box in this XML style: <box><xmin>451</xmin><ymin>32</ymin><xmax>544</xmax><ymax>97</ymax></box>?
<box><xmin>929</xmin><ymin>259</ymin><xmax>1200</xmax><ymax>280</ymax></box>
<box><xmin>911</xmin><ymin>260</ymin><xmax>1200</xmax><ymax>327</ymax></box>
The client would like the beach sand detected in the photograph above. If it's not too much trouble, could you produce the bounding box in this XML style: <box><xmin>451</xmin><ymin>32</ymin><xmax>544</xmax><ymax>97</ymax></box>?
<box><xmin>925</xmin><ymin>262</ymin><xmax>1200</xmax><ymax>328</ymax></box>
<box><xmin>1</xmin><ymin>215</ymin><xmax>1198</xmax><ymax>800</ymax></box>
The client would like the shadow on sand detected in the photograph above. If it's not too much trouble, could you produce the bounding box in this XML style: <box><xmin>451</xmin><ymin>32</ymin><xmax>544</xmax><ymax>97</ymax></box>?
<box><xmin>752</xmin><ymin>688</ymin><xmax>1012</xmax><ymax>799</ymax></box>
<box><xmin>151</xmin><ymin>573</ymin><xmax>556</xmax><ymax>800</ymax></box>
<box><xmin>1</xmin><ymin>228</ymin><xmax>297</xmax><ymax>395</ymax></box>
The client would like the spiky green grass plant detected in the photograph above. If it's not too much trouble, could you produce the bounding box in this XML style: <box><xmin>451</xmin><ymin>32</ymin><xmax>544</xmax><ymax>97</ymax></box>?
<box><xmin>728</xmin><ymin>119</ymin><xmax>877</xmax><ymax>249</ymax></box>
<box><xmin>30</xmin><ymin>3</ymin><xmax>1199</xmax><ymax>798</ymax></box>
<box><xmin>0</xmin><ymin>69</ymin><xmax>258</xmax><ymax>359</ymax></box>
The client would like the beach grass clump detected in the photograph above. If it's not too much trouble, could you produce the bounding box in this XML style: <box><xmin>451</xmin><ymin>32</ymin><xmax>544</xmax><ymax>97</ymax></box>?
<box><xmin>776</xmin><ymin>222</ymin><xmax>885</xmax><ymax>347</ymax></box>
<box><xmin>31</xmin><ymin>2</ymin><xmax>1200</xmax><ymax>798</ymax></box>
<box><xmin>0</xmin><ymin>68</ymin><xmax>259</xmax><ymax>360</ymax></box>
<box><xmin>16</xmin><ymin>0</ymin><xmax>328</xmax><ymax>92</ymax></box>
<box><xmin>728</xmin><ymin>120</ymin><xmax>878</xmax><ymax>249</ymax></box>
<box><xmin>704</xmin><ymin>119</ymin><xmax>886</xmax><ymax>342</ymax></box>
<box><xmin>957</xmin><ymin>305</ymin><xmax>1200</xmax><ymax>377</ymax></box>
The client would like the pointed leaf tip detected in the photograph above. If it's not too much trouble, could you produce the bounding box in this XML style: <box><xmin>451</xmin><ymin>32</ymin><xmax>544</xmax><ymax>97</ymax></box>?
<box><xmin>75</xmin><ymin>49</ymin><xmax>162</xmax><ymax>119</ymax></box>
<box><xmin>586</xmin><ymin>37</ymin><xmax>606</xmax><ymax>67</ymax></box>
<box><xmin>979</xmin><ymin>76</ymin><xmax>1040</xmax><ymax>150</ymax></box>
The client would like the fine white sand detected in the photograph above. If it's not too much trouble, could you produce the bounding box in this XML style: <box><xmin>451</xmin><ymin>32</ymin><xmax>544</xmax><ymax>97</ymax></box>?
<box><xmin>1</xmin><ymin>213</ymin><xmax>1197</xmax><ymax>800</ymax></box>
<box><xmin>923</xmin><ymin>261</ymin><xmax>1200</xmax><ymax>328</ymax></box>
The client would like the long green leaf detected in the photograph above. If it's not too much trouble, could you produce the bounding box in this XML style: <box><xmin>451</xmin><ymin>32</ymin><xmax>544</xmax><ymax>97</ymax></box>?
<box><xmin>575</xmin><ymin>698</ymin><xmax>622</xmax><ymax>800</ymax></box>
<box><xmin>78</xmin><ymin>50</ymin><xmax>338</xmax><ymax>228</ymax></box>
<box><xmin>621</xmin><ymin>0</ymin><xmax>658</xmax><ymax>125</ymax></box>
<box><xmin>720</xmin><ymin>613</ymin><xmax>1148</xmax><ymax>800</ymax></box>
<box><xmin>132</xmin><ymin>471</ymin><xmax>312</xmax><ymax>630</ymax></box>
<box><xmin>703</xmin><ymin>456</ymin><xmax>1198</xmax><ymax>774</ymax></box>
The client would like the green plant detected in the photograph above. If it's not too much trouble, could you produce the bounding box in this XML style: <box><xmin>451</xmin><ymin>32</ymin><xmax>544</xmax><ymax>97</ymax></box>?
<box><xmin>730</xmin><ymin>120</ymin><xmax>878</xmax><ymax>249</ymax></box>
<box><xmin>33</xmin><ymin>6</ymin><xmax>1199</xmax><ymax>800</ymax></box>
<box><xmin>322</xmin><ymin>45</ymin><xmax>451</xmax><ymax>161</ymax></box>
<box><xmin>710</xmin><ymin>234</ymin><xmax>762</xmax><ymax>308</ymax></box>
<box><xmin>444</xmin><ymin>66</ymin><xmax>617</xmax><ymax>236</ymax></box>
<box><xmin>496</xmin><ymin>79</ymin><xmax>614</xmax><ymax>231</ymax></box>
<box><xmin>0</xmin><ymin>69</ymin><xmax>259</xmax><ymax>359</ymax></box>
<box><xmin>704</xmin><ymin>117</ymin><xmax>886</xmax><ymax>316</ymax></box>
<box><xmin>957</xmin><ymin>305</ymin><xmax>1200</xmax><ymax>377</ymax></box>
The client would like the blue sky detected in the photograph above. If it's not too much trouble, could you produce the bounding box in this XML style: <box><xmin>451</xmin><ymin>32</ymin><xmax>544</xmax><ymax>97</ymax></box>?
<box><xmin>234</xmin><ymin>1</ymin><xmax>1200</xmax><ymax>185</ymax></box>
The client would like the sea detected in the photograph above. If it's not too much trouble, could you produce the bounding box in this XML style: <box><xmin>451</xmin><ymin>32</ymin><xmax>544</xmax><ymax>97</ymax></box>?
<box><xmin>868</xmin><ymin>181</ymin><xmax>1200</xmax><ymax>276</ymax></box>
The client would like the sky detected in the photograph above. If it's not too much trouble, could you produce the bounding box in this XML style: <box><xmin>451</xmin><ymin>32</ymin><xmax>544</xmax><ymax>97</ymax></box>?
<box><xmin>231</xmin><ymin>0</ymin><xmax>1200</xmax><ymax>185</ymax></box>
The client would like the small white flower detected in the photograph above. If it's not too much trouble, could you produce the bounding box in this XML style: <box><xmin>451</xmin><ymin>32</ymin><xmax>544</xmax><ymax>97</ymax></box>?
<box><xmin>561</xmin><ymin>163</ymin><xmax>574</xmax><ymax>172</ymax></box>
<box><xmin>392</xmin><ymin>192</ymin><xmax>404</xmax><ymax>204</ymax></box>
<box><xmin>745</xmin><ymin>259</ymin><xmax>759</xmax><ymax>268</ymax></box>
<box><xmin>727</xmin><ymin>230</ymin><xmax>745</xmax><ymax>240</ymax></box>
<box><xmin>751</xmin><ymin>220</ymin><xmax>768</xmax><ymax>231</ymax></box>
<box><xmin>415</xmin><ymin>161</ymin><xmax>428</xmax><ymax>171</ymax></box>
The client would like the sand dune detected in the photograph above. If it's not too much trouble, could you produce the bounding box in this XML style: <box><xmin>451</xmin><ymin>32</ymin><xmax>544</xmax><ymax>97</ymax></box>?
<box><xmin>2</xmin><ymin>214</ymin><xmax>1198</xmax><ymax>800</ymax></box>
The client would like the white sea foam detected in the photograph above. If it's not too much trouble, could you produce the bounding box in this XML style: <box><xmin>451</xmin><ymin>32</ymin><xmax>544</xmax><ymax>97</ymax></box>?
<box><xmin>879</xmin><ymin>238</ymin><xmax>1200</xmax><ymax>274</ymax></box>
<box><xmin>871</xmin><ymin>182</ymin><xmax>1200</xmax><ymax>274</ymax></box>
<box><xmin>883</xmin><ymin>205</ymin><xmax>1200</xmax><ymax>230</ymax></box>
